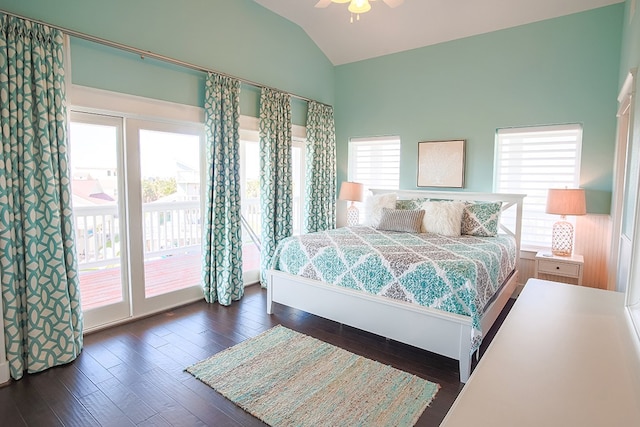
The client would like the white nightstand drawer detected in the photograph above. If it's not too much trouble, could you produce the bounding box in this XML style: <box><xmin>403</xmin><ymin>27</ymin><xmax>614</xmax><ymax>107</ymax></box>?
<box><xmin>537</xmin><ymin>260</ymin><xmax>580</xmax><ymax>277</ymax></box>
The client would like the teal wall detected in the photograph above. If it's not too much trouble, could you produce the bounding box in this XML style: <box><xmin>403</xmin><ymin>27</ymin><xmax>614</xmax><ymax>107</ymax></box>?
<box><xmin>619</xmin><ymin>1</ymin><xmax>640</xmax><ymax>85</ymax></box>
<box><xmin>335</xmin><ymin>5</ymin><xmax>623</xmax><ymax>214</ymax></box>
<box><xmin>0</xmin><ymin>0</ymin><xmax>334</xmax><ymax>125</ymax></box>
<box><xmin>0</xmin><ymin>1</ymin><xmax>625</xmax><ymax>213</ymax></box>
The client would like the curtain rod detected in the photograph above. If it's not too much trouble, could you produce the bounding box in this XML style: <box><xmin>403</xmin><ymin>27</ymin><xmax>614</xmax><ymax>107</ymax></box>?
<box><xmin>0</xmin><ymin>9</ymin><xmax>331</xmax><ymax>108</ymax></box>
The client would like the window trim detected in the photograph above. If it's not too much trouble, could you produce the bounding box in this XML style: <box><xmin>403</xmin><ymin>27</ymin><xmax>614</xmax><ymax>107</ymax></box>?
<box><xmin>70</xmin><ymin>84</ymin><xmax>204</xmax><ymax>125</ymax></box>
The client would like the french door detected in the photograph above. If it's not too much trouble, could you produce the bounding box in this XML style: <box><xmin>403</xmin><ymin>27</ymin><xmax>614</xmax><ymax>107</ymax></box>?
<box><xmin>69</xmin><ymin>112</ymin><xmax>204</xmax><ymax>330</ymax></box>
<box><xmin>238</xmin><ymin>129</ymin><xmax>306</xmax><ymax>285</ymax></box>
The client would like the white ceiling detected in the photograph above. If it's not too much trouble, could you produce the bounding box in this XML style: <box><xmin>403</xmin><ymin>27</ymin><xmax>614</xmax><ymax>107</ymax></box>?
<box><xmin>254</xmin><ymin>0</ymin><xmax>623</xmax><ymax>65</ymax></box>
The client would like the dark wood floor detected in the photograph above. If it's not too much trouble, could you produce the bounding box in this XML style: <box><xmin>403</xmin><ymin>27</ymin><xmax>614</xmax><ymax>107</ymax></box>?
<box><xmin>0</xmin><ymin>284</ymin><xmax>514</xmax><ymax>426</ymax></box>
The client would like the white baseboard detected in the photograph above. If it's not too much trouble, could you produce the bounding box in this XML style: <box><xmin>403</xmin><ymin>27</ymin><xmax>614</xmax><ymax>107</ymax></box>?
<box><xmin>0</xmin><ymin>359</ymin><xmax>9</xmax><ymax>385</ymax></box>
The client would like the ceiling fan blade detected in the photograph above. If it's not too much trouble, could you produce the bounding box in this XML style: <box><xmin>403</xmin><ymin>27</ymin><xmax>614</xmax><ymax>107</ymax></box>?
<box><xmin>382</xmin><ymin>0</ymin><xmax>404</xmax><ymax>8</ymax></box>
<box><xmin>315</xmin><ymin>0</ymin><xmax>333</xmax><ymax>8</ymax></box>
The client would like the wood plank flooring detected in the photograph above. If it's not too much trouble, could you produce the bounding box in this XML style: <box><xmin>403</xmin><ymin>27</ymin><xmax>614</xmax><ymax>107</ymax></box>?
<box><xmin>0</xmin><ymin>284</ymin><xmax>514</xmax><ymax>426</ymax></box>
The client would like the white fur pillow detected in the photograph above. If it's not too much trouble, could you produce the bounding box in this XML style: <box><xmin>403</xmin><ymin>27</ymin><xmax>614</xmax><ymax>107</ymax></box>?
<box><xmin>363</xmin><ymin>193</ymin><xmax>397</xmax><ymax>227</ymax></box>
<box><xmin>419</xmin><ymin>201</ymin><xmax>466</xmax><ymax>236</ymax></box>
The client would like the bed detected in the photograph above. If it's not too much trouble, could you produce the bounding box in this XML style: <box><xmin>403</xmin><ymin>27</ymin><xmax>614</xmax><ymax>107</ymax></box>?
<box><xmin>266</xmin><ymin>190</ymin><xmax>524</xmax><ymax>383</ymax></box>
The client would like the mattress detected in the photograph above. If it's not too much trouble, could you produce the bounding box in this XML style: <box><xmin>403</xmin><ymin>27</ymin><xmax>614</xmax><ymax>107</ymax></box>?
<box><xmin>271</xmin><ymin>226</ymin><xmax>517</xmax><ymax>349</ymax></box>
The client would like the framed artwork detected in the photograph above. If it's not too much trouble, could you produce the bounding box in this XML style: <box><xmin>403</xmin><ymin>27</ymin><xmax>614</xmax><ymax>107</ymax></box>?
<box><xmin>417</xmin><ymin>140</ymin><xmax>465</xmax><ymax>188</ymax></box>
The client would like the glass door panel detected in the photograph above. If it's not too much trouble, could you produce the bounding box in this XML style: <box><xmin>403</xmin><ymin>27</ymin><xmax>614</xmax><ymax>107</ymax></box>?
<box><xmin>291</xmin><ymin>142</ymin><xmax>305</xmax><ymax>235</ymax></box>
<box><xmin>69</xmin><ymin>113</ymin><xmax>129</xmax><ymax>328</ymax></box>
<box><xmin>138</xmin><ymin>129</ymin><xmax>203</xmax><ymax>299</ymax></box>
<box><xmin>239</xmin><ymin>139</ymin><xmax>261</xmax><ymax>283</ymax></box>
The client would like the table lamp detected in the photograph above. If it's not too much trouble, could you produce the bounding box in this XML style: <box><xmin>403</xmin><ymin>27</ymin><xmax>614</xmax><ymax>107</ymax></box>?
<box><xmin>339</xmin><ymin>181</ymin><xmax>364</xmax><ymax>226</ymax></box>
<box><xmin>545</xmin><ymin>188</ymin><xmax>586</xmax><ymax>256</ymax></box>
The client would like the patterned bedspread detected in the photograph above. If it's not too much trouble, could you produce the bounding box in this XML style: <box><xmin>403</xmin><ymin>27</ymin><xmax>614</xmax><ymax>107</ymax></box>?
<box><xmin>271</xmin><ymin>226</ymin><xmax>517</xmax><ymax>350</ymax></box>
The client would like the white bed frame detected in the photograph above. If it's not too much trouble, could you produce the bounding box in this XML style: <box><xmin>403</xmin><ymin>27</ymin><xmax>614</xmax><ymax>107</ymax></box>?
<box><xmin>266</xmin><ymin>190</ymin><xmax>525</xmax><ymax>383</ymax></box>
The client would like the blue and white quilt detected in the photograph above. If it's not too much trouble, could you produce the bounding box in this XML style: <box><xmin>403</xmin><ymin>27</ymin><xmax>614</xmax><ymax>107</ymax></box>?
<box><xmin>271</xmin><ymin>226</ymin><xmax>517</xmax><ymax>350</ymax></box>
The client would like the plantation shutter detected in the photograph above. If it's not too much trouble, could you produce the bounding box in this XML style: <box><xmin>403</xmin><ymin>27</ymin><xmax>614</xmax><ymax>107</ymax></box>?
<box><xmin>494</xmin><ymin>124</ymin><xmax>582</xmax><ymax>248</ymax></box>
<box><xmin>348</xmin><ymin>136</ymin><xmax>401</xmax><ymax>190</ymax></box>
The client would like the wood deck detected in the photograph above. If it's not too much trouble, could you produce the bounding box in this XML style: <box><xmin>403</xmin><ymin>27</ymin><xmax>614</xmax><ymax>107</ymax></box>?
<box><xmin>79</xmin><ymin>244</ymin><xmax>261</xmax><ymax>311</ymax></box>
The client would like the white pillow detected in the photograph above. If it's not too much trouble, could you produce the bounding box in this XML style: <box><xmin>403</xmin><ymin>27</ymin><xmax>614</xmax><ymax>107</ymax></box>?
<box><xmin>363</xmin><ymin>193</ymin><xmax>397</xmax><ymax>227</ymax></box>
<box><xmin>419</xmin><ymin>200</ymin><xmax>466</xmax><ymax>236</ymax></box>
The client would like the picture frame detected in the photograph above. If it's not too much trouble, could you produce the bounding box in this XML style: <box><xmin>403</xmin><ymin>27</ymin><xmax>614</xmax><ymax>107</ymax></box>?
<box><xmin>417</xmin><ymin>140</ymin><xmax>465</xmax><ymax>188</ymax></box>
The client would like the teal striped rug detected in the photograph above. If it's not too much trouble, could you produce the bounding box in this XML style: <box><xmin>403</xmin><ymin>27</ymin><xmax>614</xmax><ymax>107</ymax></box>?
<box><xmin>186</xmin><ymin>325</ymin><xmax>439</xmax><ymax>426</ymax></box>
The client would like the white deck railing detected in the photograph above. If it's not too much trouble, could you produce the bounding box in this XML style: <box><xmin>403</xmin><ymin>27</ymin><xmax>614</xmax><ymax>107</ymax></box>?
<box><xmin>73</xmin><ymin>197</ymin><xmax>291</xmax><ymax>270</ymax></box>
<box><xmin>74</xmin><ymin>204</ymin><xmax>121</xmax><ymax>269</ymax></box>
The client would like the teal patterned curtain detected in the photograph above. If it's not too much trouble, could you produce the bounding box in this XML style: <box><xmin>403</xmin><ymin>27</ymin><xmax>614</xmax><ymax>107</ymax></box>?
<box><xmin>201</xmin><ymin>73</ymin><xmax>244</xmax><ymax>305</ymax></box>
<box><xmin>259</xmin><ymin>88</ymin><xmax>292</xmax><ymax>286</ymax></box>
<box><xmin>304</xmin><ymin>101</ymin><xmax>337</xmax><ymax>232</ymax></box>
<box><xmin>0</xmin><ymin>14</ymin><xmax>83</xmax><ymax>379</ymax></box>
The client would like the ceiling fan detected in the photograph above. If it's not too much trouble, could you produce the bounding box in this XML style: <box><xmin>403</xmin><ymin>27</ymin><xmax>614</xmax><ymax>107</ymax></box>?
<box><xmin>315</xmin><ymin>0</ymin><xmax>404</xmax><ymax>22</ymax></box>
<box><xmin>315</xmin><ymin>0</ymin><xmax>405</xmax><ymax>8</ymax></box>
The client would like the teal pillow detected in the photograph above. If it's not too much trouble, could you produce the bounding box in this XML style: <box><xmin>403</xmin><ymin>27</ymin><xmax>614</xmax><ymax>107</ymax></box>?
<box><xmin>461</xmin><ymin>201</ymin><xmax>502</xmax><ymax>237</ymax></box>
<box><xmin>395</xmin><ymin>198</ymin><xmax>430</xmax><ymax>210</ymax></box>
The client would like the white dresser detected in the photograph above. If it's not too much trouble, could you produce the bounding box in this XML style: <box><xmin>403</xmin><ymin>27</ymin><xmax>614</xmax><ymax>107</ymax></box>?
<box><xmin>441</xmin><ymin>279</ymin><xmax>640</xmax><ymax>427</ymax></box>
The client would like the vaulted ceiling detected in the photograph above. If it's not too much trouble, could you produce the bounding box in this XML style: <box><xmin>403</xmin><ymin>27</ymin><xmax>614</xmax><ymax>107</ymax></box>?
<box><xmin>254</xmin><ymin>0</ymin><xmax>623</xmax><ymax>65</ymax></box>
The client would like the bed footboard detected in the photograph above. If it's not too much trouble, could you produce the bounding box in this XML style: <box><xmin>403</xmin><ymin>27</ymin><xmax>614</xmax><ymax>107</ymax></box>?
<box><xmin>267</xmin><ymin>269</ymin><xmax>492</xmax><ymax>383</ymax></box>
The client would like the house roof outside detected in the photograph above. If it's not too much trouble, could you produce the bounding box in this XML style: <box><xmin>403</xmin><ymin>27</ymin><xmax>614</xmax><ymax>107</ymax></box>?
<box><xmin>71</xmin><ymin>179</ymin><xmax>115</xmax><ymax>207</ymax></box>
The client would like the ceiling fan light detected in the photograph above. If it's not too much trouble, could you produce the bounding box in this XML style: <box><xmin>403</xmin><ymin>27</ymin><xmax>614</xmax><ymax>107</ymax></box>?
<box><xmin>348</xmin><ymin>0</ymin><xmax>371</xmax><ymax>14</ymax></box>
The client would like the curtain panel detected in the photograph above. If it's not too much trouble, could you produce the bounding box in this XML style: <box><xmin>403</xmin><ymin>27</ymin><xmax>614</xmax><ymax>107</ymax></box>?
<box><xmin>304</xmin><ymin>101</ymin><xmax>337</xmax><ymax>232</ymax></box>
<box><xmin>259</xmin><ymin>88</ymin><xmax>293</xmax><ymax>286</ymax></box>
<box><xmin>0</xmin><ymin>14</ymin><xmax>83</xmax><ymax>379</ymax></box>
<box><xmin>201</xmin><ymin>73</ymin><xmax>244</xmax><ymax>305</ymax></box>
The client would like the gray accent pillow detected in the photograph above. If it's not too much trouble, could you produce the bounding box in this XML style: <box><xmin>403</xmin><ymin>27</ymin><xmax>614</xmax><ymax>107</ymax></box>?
<box><xmin>376</xmin><ymin>208</ymin><xmax>425</xmax><ymax>233</ymax></box>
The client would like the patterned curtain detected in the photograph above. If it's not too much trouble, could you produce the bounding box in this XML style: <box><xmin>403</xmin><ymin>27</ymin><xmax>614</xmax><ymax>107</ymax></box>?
<box><xmin>259</xmin><ymin>88</ymin><xmax>292</xmax><ymax>286</ymax></box>
<box><xmin>201</xmin><ymin>73</ymin><xmax>244</xmax><ymax>305</ymax></box>
<box><xmin>304</xmin><ymin>101</ymin><xmax>337</xmax><ymax>232</ymax></box>
<box><xmin>0</xmin><ymin>14</ymin><xmax>83</xmax><ymax>379</ymax></box>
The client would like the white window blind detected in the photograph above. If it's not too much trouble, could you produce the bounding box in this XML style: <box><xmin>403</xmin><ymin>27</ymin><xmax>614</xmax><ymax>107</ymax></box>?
<box><xmin>494</xmin><ymin>124</ymin><xmax>583</xmax><ymax>249</ymax></box>
<box><xmin>348</xmin><ymin>136</ymin><xmax>401</xmax><ymax>190</ymax></box>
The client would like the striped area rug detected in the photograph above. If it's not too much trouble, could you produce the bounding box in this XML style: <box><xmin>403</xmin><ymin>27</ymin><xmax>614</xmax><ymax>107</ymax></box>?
<box><xmin>186</xmin><ymin>325</ymin><xmax>439</xmax><ymax>426</ymax></box>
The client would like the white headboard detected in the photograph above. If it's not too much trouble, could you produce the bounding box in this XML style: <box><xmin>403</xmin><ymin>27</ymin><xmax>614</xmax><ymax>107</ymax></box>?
<box><xmin>369</xmin><ymin>189</ymin><xmax>526</xmax><ymax>255</ymax></box>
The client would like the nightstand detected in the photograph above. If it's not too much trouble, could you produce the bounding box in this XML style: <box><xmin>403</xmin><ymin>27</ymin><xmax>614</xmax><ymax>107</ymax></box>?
<box><xmin>534</xmin><ymin>251</ymin><xmax>584</xmax><ymax>286</ymax></box>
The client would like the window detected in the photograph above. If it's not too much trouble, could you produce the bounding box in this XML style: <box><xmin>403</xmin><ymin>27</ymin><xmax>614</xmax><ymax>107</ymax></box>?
<box><xmin>348</xmin><ymin>136</ymin><xmax>401</xmax><ymax>190</ymax></box>
<box><xmin>494</xmin><ymin>124</ymin><xmax>583</xmax><ymax>249</ymax></box>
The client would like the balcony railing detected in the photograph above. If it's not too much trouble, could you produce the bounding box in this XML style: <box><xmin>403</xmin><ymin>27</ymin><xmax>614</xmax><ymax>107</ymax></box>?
<box><xmin>74</xmin><ymin>198</ymin><xmax>262</xmax><ymax>309</ymax></box>
<box><xmin>73</xmin><ymin>196</ymin><xmax>296</xmax><ymax>310</ymax></box>
<box><xmin>74</xmin><ymin>204</ymin><xmax>121</xmax><ymax>269</ymax></box>
<box><xmin>74</xmin><ymin>203</ymin><xmax>197</xmax><ymax>267</ymax></box>
<box><xmin>240</xmin><ymin>196</ymin><xmax>303</xmax><ymax>236</ymax></box>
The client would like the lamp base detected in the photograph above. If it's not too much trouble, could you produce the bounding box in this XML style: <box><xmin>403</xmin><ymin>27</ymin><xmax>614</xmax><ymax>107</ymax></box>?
<box><xmin>551</xmin><ymin>220</ymin><xmax>574</xmax><ymax>257</ymax></box>
<box><xmin>346</xmin><ymin>203</ymin><xmax>360</xmax><ymax>227</ymax></box>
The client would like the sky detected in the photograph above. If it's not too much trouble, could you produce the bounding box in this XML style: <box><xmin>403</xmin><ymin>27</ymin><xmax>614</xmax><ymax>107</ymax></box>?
<box><xmin>69</xmin><ymin>123</ymin><xmax>200</xmax><ymax>178</ymax></box>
